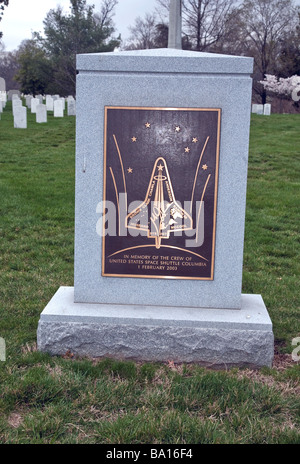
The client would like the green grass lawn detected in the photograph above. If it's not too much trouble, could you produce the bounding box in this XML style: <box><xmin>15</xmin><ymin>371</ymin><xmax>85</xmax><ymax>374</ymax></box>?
<box><xmin>0</xmin><ymin>103</ymin><xmax>299</xmax><ymax>444</ymax></box>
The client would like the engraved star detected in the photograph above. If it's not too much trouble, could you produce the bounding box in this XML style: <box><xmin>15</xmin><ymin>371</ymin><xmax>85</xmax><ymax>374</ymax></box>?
<box><xmin>184</xmin><ymin>147</ymin><xmax>190</xmax><ymax>153</ymax></box>
<box><xmin>131</xmin><ymin>136</ymin><xmax>137</xmax><ymax>142</ymax></box>
<box><xmin>127</xmin><ymin>167</ymin><xmax>133</xmax><ymax>173</ymax></box>
<box><xmin>192</xmin><ymin>137</ymin><xmax>198</xmax><ymax>143</ymax></box>
<box><xmin>145</xmin><ymin>122</ymin><xmax>151</xmax><ymax>128</ymax></box>
<box><xmin>157</xmin><ymin>164</ymin><xmax>164</xmax><ymax>171</ymax></box>
<box><xmin>175</xmin><ymin>126</ymin><xmax>181</xmax><ymax>132</ymax></box>
<box><xmin>202</xmin><ymin>164</ymin><xmax>208</xmax><ymax>170</ymax></box>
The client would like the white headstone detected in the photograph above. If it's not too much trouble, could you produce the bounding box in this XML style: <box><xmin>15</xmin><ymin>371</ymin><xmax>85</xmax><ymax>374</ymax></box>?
<box><xmin>31</xmin><ymin>97</ymin><xmax>40</xmax><ymax>113</ymax></box>
<box><xmin>36</xmin><ymin>104</ymin><xmax>47</xmax><ymax>123</ymax></box>
<box><xmin>256</xmin><ymin>104</ymin><xmax>264</xmax><ymax>115</ymax></box>
<box><xmin>14</xmin><ymin>106</ymin><xmax>27</xmax><ymax>129</ymax></box>
<box><xmin>67</xmin><ymin>99</ymin><xmax>76</xmax><ymax>116</ymax></box>
<box><xmin>12</xmin><ymin>98</ymin><xmax>22</xmax><ymax>115</ymax></box>
<box><xmin>54</xmin><ymin>99</ymin><xmax>64</xmax><ymax>117</ymax></box>
<box><xmin>264</xmin><ymin>103</ymin><xmax>271</xmax><ymax>115</ymax></box>
<box><xmin>25</xmin><ymin>96</ymin><xmax>33</xmax><ymax>108</ymax></box>
<box><xmin>60</xmin><ymin>97</ymin><xmax>66</xmax><ymax>110</ymax></box>
<box><xmin>0</xmin><ymin>100</ymin><xmax>3</xmax><ymax>113</ymax></box>
<box><xmin>0</xmin><ymin>91</ymin><xmax>7</xmax><ymax>107</ymax></box>
<box><xmin>46</xmin><ymin>95</ymin><xmax>54</xmax><ymax>111</ymax></box>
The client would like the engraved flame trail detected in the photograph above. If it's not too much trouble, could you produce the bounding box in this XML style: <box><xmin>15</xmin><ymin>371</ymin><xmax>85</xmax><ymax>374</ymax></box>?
<box><xmin>126</xmin><ymin>157</ymin><xmax>193</xmax><ymax>249</ymax></box>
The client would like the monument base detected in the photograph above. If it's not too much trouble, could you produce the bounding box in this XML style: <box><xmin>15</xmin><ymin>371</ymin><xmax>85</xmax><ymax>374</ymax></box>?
<box><xmin>37</xmin><ymin>287</ymin><xmax>274</xmax><ymax>369</ymax></box>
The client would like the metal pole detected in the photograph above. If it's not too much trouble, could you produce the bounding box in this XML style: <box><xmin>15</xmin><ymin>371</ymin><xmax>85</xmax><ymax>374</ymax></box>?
<box><xmin>168</xmin><ymin>0</ymin><xmax>182</xmax><ymax>49</ymax></box>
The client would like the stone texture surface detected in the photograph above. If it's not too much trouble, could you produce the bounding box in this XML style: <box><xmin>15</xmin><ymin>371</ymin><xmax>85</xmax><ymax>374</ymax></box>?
<box><xmin>74</xmin><ymin>48</ymin><xmax>253</xmax><ymax>309</ymax></box>
<box><xmin>38</xmin><ymin>322</ymin><xmax>274</xmax><ymax>368</ymax></box>
<box><xmin>37</xmin><ymin>287</ymin><xmax>274</xmax><ymax>368</ymax></box>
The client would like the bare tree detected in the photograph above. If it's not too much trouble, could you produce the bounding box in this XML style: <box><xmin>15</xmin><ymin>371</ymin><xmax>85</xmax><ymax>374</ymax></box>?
<box><xmin>183</xmin><ymin>0</ymin><xmax>237</xmax><ymax>50</ymax></box>
<box><xmin>155</xmin><ymin>0</ymin><xmax>170</xmax><ymax>21</ymax></box>
<box><xmin>124</xmin><ymin>13</ymin><xmax>160</xmax><ymax>50</ymax></box>
<box><xmin>94</xmin><ymin>0</ymin><xmax>118</xmax><ymax>28</ymax></box>
<box><xmin>239</xmin><ymin>0</ymin><xmax>297</xmax><ymax>103</ymax></box>
<box><xmin>156</xmin><ymin>0</ymin><xmax>237</xmax><ymax>51</ymax></box>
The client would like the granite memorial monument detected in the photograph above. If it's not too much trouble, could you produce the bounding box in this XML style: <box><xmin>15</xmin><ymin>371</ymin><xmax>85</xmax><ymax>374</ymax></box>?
<box><xmin>37</xmin><ymin>1</ymin><xmax>274</xmax><ymax>368</ymax></box>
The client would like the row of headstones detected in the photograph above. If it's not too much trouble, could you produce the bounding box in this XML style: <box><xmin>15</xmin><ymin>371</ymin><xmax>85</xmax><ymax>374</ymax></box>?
<box><xmin>25</xmin><ymin>94</ymin><xmax>76</xmax><ymax>117</ymax></box>
<box><xmin>5</xmin><ymin>93</ymin><xmax>76</xmax><ymax>129</ymax></box>
<box><xmin>252</xmin><ymin>103</ymin><xmax>271</xmax><ymax>115</ymax></box>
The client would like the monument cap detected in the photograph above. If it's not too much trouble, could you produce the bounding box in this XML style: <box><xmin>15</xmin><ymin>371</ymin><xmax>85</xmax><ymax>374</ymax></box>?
<box><xmin>77</xmin><ymin>48</ymin><xmax>253</xmax><ymax>75</ymax></box>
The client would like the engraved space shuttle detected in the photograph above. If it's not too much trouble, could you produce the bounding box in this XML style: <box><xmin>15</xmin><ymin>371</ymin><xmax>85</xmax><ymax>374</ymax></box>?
<box><xmin>126</xmin><ymin>157</ymin><xmax>193</xmax><ymax>249</ymax></box>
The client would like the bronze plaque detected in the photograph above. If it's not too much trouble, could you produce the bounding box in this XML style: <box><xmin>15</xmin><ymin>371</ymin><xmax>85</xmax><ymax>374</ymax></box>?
<box><xmin>102</xmin><ymin>106</ymin><xmax>221</xmax><ymax>280</ymax></box>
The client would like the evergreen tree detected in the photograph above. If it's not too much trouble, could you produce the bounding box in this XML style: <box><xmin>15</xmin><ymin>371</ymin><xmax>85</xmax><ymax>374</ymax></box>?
<box><xmin>15</xmin><ymin>40</ymin><xmax>53</xmax><ymax>96</ymax></box>
<box><xmin>36</xmin><ymin>0</ymin><xmax>120</xmax><ymax>96</ymax></box>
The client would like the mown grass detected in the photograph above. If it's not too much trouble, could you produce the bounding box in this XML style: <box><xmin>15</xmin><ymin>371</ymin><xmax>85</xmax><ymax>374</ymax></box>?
<box><xmin>0</xmin><ymin>102</ymin><xmax>75</xmax><ymax>354</ymax></box>
<box><xmin>243</xmin><ymin>114</ymin><xmax>300</xmax><ymax>346</ymax></box>
<box><xmin>0</xmin><ymin>103</ymin><xmax>299</xmax><ymax>444</ymax></box>
<box><xmin>0</xmin><ymin>354</ymin><xmax>299</xmax><ymax>444</ymax></box>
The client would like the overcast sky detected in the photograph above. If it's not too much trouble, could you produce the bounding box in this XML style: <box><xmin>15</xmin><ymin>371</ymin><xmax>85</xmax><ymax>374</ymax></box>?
<box><xmin>0</xmin><ymin>0</ymin><xmax>158</xmax><ymax>51</ymax></box>
<box><xmin>1</xmin><ymin>0</ymin><xmax>300</xmax><ymax>52</ymax></box>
